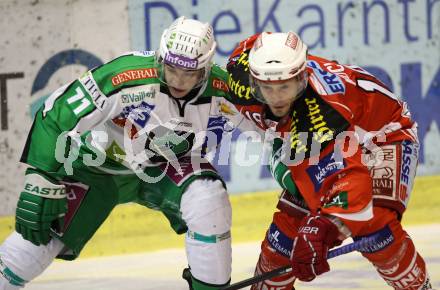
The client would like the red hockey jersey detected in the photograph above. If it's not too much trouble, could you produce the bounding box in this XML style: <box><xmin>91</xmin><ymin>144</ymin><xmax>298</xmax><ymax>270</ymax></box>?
<box><xmin>226</xmin><ymin>34</ymin><xmax>418</xmax><ymax>234</ymax></box>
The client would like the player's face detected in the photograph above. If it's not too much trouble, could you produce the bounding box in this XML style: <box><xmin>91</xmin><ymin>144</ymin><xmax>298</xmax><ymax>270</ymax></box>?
<box><xmin>163</xmin><ymin>64</ymin><xmax>204</xmax><ymax>98</ymax></box>
<box><xmin>257</xmin><ymin>78</ymin><xmax>301</xmax><ymax>117</ymax></box>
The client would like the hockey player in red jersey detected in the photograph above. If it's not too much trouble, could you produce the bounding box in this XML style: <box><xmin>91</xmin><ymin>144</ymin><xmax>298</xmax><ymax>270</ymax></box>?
<box><xmin>226</xmin><ymin>32</ymin><xmax>432</xmax><ymax>290</ymax></box>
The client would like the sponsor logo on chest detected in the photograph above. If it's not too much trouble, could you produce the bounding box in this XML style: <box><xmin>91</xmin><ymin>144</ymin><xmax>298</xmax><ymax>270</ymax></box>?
<box><xmin>323</xmin><ymin>191</ymin><xmax>348</xmax><ymax>209</ymax></box>
<box><xmin>121</xmin><ymin>90</ymin><xmax>156</xmax><ymax>104</ymax></box>
<box><xmin>200</xmin><ymin>115</ymin><xmax>233</xmax><ymax>156</ymax></box>
<box><xmin>113</xmin><ymin>101</ymin><xmax>156</xmax><ymax>134</ymax></box>
<box><xmin>306</xmin><ymin>151</ymin><xmax>345</xmax><ymax>191</ymax></box>
<box><xmin>217</xmin><ymin>100</ymin><xmax>236</xmax><ymax>116</ymax></box>
<box><xmin>294</xmin><ymin>97</ymin><xmax>334</xmax><ymax>148</ymax></box>
<box><xmin>207</xmin><ymin>115</ymin><xmax>229</xmax><ymax>128</ymax></box>
<box><xmin>288</xmin><ymin>95</ymin><xmax>348</xmax><ymax>158</ymax></box>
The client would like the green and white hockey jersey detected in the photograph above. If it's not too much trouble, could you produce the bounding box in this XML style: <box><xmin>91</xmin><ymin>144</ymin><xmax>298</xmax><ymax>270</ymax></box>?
<box><xmin>21</xmin><ymin>51</ymin><xmax>260</xmax><ymax>175</ymax></box>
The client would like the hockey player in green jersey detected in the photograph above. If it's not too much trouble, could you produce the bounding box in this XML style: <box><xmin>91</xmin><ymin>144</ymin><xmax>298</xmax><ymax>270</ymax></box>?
<box><xmin>0</xmin><ymin>17</ymin><xmax>259</xmax><ymax>290</ymax></box>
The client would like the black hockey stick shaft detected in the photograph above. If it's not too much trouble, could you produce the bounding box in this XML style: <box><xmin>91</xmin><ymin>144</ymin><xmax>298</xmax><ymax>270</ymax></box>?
<box><xmin>222</xmin><ymin>233</ymin><xmax>380</xmax><ymax>290</ymax></box>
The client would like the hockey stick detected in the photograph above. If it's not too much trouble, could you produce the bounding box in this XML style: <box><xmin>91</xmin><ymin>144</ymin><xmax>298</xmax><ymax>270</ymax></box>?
<box><xmin>221</xmin><ymin>233</ymin><xmax>380</xmax><ymax>290</ymax></box>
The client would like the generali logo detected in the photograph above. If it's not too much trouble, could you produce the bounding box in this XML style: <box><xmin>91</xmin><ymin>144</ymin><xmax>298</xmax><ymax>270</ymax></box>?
<box><xmin>111</xmin><ymin>68</ymin><xmax>158</xmax><ymax>86</ymax></box>
<box><xmin>212</xmin><ymin>78</ymin><xmax>229</xmax><ymax>92</ymax></box>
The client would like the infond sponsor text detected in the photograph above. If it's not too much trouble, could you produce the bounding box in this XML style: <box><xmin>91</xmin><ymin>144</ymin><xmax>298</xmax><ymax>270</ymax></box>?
<box><xmin>164</xmin><ymin>52</ymin><xmax>198</xmax><ymax>69</ymax></box>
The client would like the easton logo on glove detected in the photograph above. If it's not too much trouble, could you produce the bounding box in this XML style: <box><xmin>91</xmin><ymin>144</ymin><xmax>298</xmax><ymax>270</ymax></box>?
<box><xmin>16</xmin><ymin>169</ymin><xmax>68</xmax><ymax>246</ymax></box>
<box><xmin>24</xmin><ymin>183</ymin><xmax>66</xmax><ymax>197</ymax></box>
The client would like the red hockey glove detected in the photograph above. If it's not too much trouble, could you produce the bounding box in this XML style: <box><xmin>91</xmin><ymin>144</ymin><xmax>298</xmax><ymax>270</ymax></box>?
<box><xmin>290</xmin><ymin>214</ymin><xmax>340</xmax><ymax>281</ymax></box>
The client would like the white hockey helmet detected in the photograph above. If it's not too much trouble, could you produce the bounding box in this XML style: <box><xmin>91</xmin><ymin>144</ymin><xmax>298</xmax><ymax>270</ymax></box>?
<box><xmin>158</xmin><ymin>16</ymin><xmax>217</xmax><ymax>86</ymax></box>
<box><xmin>249</xmin><ymin>32</ymin><xmax>308</xmax><ymax>103</ymax></box>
